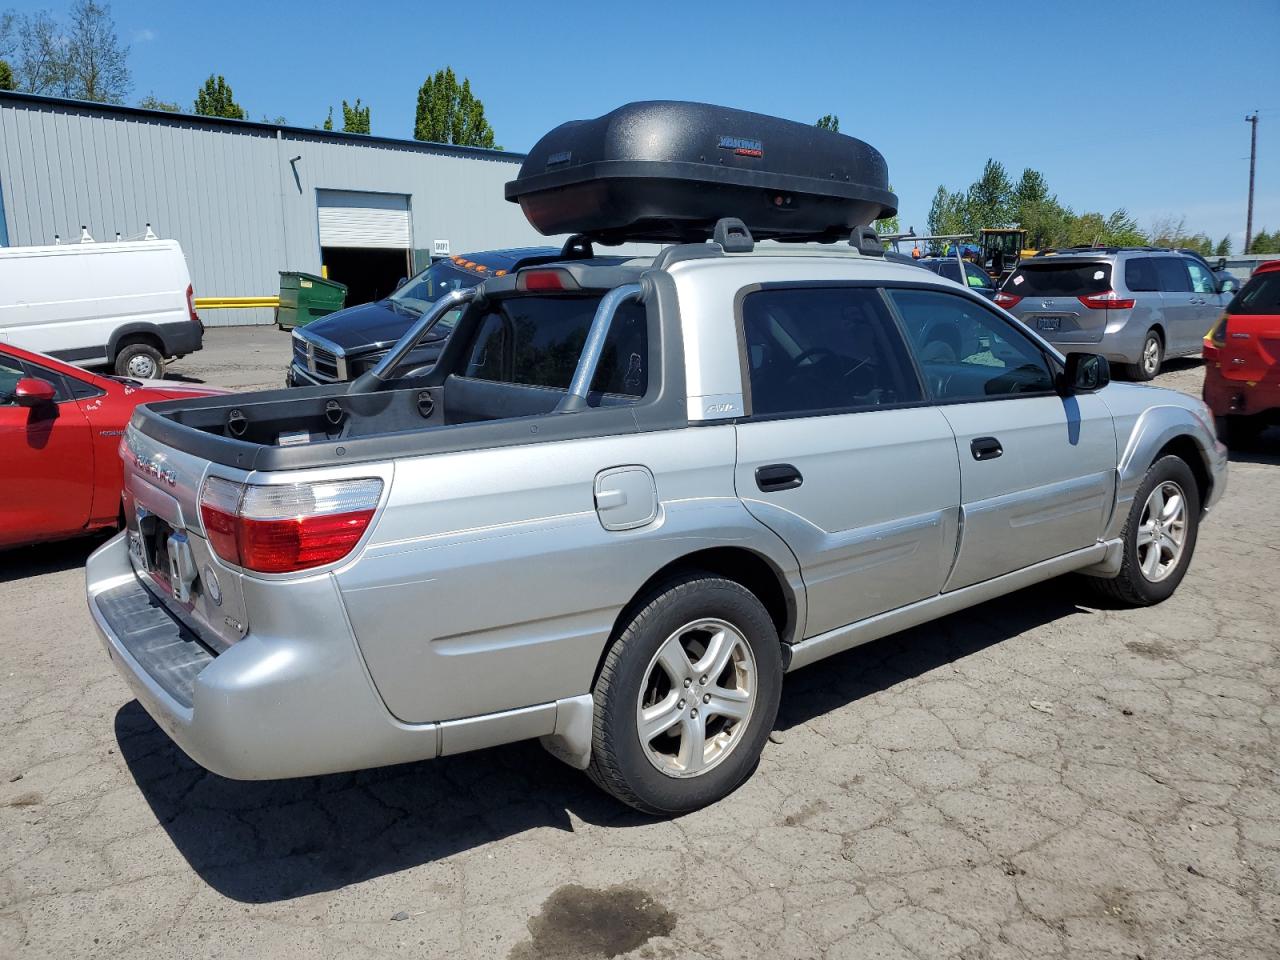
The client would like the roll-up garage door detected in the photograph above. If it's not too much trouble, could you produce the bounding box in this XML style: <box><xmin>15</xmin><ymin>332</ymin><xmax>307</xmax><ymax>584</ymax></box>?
<box><xmin>316</xmin><ymin>190</ymin><xmax>411</xmax><ymax>248</ymax></box>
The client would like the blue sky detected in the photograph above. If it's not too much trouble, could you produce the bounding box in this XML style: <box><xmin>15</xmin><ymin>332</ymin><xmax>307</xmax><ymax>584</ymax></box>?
<box><xmin>9</xmin><ymin>0</ymin><xmax>1280</xmax><ymax>249</ymax></box>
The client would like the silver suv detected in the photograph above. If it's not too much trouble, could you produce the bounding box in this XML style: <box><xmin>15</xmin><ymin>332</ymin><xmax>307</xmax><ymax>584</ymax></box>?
<box><xmin>996</xmin><ymin>248</ymin><xmax>1227</xmax><ymax>380</ymax></box>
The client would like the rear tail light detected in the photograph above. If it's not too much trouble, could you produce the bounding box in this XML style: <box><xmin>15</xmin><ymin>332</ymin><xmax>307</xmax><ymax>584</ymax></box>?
<box><xmin>1078</xmin><ymin>290</ymin><xmax>1136</xmax><ymax>310</ymax></box>
<box><xmin>1205</xmin><ymin>313</ymin><xmax>1228</xmax><ymax>347</ymax></box>
<box><xmin>185</xmin><ymin>283</ymin><xmax>201</xmax><ymax>328</ymax></box>
<box><xmin>199</xmin><ymin>476</ymin><xmax>383</xmax><ymax>573</ymax></box>
<box><xmin>994</xmin><ymin>291</ymin><xmax>1021</xmax><ymax>308</ymax></box>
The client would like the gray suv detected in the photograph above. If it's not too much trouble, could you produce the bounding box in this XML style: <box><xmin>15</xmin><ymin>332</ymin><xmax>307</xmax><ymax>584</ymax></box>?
<box><xmin>996</xmin><ymin>249</ymin><xmax>1227</xmax><ymax>380</ymax></box>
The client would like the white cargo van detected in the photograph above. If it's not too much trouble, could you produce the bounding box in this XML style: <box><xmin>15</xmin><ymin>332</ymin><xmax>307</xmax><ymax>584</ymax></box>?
<box><xmin>0</xmin><ymin>239</ymin><xmax>203</xmax><ymax>379</ymax></box>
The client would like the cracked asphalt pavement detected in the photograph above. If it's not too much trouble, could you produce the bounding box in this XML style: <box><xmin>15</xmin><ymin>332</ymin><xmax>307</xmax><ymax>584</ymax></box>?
<box><xmin>2</xmin><ymin>331</ymin><xmax>1278</xmax><ymax>959</ymax></box>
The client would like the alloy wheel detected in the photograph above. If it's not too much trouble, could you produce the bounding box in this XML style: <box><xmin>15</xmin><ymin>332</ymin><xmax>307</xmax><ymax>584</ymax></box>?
<box><xmin>1136</xmin><ymin>480</ymin><xmax>1188</xmax><ymax>582</ymax></box>
<box><xmin>635</xmin><ymin>618</ymin><xmax>757</xmax><ymax>778</ymax></box>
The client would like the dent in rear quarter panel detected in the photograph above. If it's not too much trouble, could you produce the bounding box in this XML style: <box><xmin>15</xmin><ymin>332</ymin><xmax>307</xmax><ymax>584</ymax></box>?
<box><xmin>336</xmin><ymin>426</ymin><xmax>804</xmax><ymax>724</ymax></box>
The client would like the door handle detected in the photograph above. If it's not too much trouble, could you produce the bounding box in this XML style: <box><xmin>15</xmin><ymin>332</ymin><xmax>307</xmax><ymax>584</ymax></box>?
<box><xmin>755</xmin><ymin>463</ymin><xmax>803</xmax><ymax>492</ymax></box>
<box><xmin>970</xmin><ymin>437</ymin><xmax>1003</xmax><ymax>461</ymax></box>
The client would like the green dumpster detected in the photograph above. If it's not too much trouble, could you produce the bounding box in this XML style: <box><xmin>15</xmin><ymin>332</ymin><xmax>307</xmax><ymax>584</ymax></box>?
<box><xmin>276</xmin><ymin>271</ymin><xmax>348</xmax><ymax>329</ymax></box>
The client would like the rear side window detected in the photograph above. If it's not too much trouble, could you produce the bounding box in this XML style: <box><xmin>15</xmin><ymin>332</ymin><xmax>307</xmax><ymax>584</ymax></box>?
<box><xmin>1227</xmin><ymin>271</ymin><xmax>1280</xmax><ymax>315</ymax></box>
<box><xmin>740</xmin><ymin>286</ymin><xmax>922</xmax><ymax>417</ymax></box>
<box><xmin>1153</xmin><ymin>258</ymin><xmax>1191</xmax><ymax>292</ymax></box>
<box><xmin>463</xmin><ymin>295</ymin><xmax>648</xmax><ymax>396</ymax></box>
<box><xmin>1124</xmin><ymin>257</ymin><xmax>1158</xmax><ymax>292</ymax></box>
<box><xmin>1006</xmin><ymin>261</ymin><xmax>1111</xmax><ymax>296</ymax></box>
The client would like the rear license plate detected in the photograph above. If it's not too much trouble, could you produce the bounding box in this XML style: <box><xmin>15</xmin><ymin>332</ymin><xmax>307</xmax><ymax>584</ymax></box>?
<box><xmin>1036</xmin><ymin>316</ymin><xmax>1065</xmax><ymax>332</ymax></box>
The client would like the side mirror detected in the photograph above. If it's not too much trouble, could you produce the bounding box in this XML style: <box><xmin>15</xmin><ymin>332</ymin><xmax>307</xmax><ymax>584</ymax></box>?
<box><xmin>1060</xmin><ymin>353</ymin><xmax>1109</xmax><ymax>395</ymax></box>
<box><xmin>14</xmin><ymin>377</ymin><xmax>57</xmax><ymax>407</ymax></box>
<box><xmin>1216</xmin><ymin>257</ymin><xmax>1227</xmax><ymax>270</ymax></box>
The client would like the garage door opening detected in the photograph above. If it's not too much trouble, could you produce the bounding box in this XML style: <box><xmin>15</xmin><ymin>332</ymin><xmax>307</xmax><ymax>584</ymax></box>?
<box><xmin>320</xmin><ymin>247</ymin><xmax>411</xmax><ymax>305</ymax></box>
<box><xmin>316</xmin><ymin>190</ymin><xmax>412</xmax><ymax>307</ymax></box>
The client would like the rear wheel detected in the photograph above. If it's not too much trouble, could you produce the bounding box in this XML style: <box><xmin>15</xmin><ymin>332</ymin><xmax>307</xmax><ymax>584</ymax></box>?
<box><xmin>588</xmin><ymin>573</ymin><xmax>782</xmax><ymax>815</ymax></box>
<box><xmin>1087</xmin><ymin>455</ymin><xmax>1200</xmax><ymax>606</ymax></box>
<box><xmin>114</xmin><ymin>342</ymin><xmax>164</xmax><ymax>379</ymax></box>
<box><xmin>1125</xmin><ymin>329</ymin><xmax>1163</xmax><ymax>381</ymax></box>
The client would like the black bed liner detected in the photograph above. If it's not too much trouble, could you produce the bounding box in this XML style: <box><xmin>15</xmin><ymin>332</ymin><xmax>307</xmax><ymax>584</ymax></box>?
<box><xmin>506</xmin><ymin>101</ymin><xmax>897</xmax><ymax>244</ymax></box>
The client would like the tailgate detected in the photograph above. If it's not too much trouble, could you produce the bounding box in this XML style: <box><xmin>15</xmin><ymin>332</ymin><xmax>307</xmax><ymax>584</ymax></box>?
<box><xmin>120</xmin><ymin>425</ymin><xmax>248</xmax><ymax>651</ymax></box>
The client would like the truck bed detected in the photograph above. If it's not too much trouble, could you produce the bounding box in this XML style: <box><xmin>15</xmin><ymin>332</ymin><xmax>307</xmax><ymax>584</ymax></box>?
<box><xmin>132</xmin><ymin>375</ymin><xmax>662</xmax><ymax>471</ymax></box>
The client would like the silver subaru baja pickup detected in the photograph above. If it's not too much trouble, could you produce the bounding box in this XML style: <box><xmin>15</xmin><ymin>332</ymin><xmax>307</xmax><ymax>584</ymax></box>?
<box><xmin>87</xmin><ymin>102</ymin><xmax>1226</xmax><ymax>814</ymax></box>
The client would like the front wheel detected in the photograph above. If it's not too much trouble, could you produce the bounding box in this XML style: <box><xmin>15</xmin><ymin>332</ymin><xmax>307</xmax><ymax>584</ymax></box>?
<box><xmin>1086</xmin><ymin>455</ymin><xmax>1200</xmax><ymax>606</ymax></box>
<box><xmin>588</xmin><ymin>574</ymin><xmax>783</xmax><ymax>815</ymax></box>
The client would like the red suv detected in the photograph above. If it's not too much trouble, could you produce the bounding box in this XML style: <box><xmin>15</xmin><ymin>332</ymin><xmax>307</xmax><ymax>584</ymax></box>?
<box><xmin>1</xmin><ymin>344</ymin><xmax>224</xmax><ymax>550</ymax></box>
<box><xmin>1203</xmin><ymin>260</ymin><xmax>1280</xmax><ymax>446</ymax></box>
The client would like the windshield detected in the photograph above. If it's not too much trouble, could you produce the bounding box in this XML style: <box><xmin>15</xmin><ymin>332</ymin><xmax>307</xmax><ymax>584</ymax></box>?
<box><xmin>388</xmin><ymin>260</ymin><xmax>486</xmax><ymax>331</ymax></box>
<box><xmin>1005</xmin><ymin>261</ymin><xmax>1112</xmax><ymax>296</ymax></box>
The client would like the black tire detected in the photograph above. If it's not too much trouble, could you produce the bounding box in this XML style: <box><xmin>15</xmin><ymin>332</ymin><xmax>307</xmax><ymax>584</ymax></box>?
<box><xmin>113</xmin><ymin>342</ymin><xmax>165</xmax><ymax>379</ymax></box>
<box><xmin>1215</xmin><ymin>414</ymin><xmax>1265</xmax><ymax>449</ymax></box>
<box><xmin>1087</xmin><ymin>455</ymin><xmax>1200</xmax><ymax>606</ymax></box>
<box><xmin>1124</xmin><ymin>329</ymin><xmax>1162</xmax><ymax>381</ymax></box>
<box><xmin>588</xmin><ymin>573</ymin><xmax>783</xmax><ymax>815</ymax></box>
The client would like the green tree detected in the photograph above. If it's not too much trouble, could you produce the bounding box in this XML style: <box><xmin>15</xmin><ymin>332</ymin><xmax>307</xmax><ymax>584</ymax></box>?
<box><xmin>322</xmin><ymin>106</ymin><xmax>333</xmax><ymax>131</ymax></box>
<box><xmin>194</xmin><ymin>75</ymin><xmax>246</xmax><ymax>119</ymax></box>
<box><xmin>927</xmin><ymin>185</ymin><xmax>967</xmax><ymax>239</ymax></box>
<box><xmin>1214</xmin><ymin>235</ymin><xmax>1232</xmax><ymax>257</ymax></box>
<box><xmin>1250</xmin><ymin>229</ymin><xmax>1278</xmax><ymax>254</ymax></box>
<box><xmin>342</xmin><ymin>97</ymin><xmax>370</xmax><ymax>134</ymax></box>
<box><xmin>816</xmin><ymin>114</ymin><xmax>839</xmax><ymax>132</ymax></box>
<box><xmin>1101</xmin><ymin>208</ymin><xmax>1146</xmax><ymax>247</ymax></box>
<box><xmin>413</xmin><ymin>67</ymin><xmax>497</xmax><ymax>147</ymax></box>
<box><xmin>0</xmin><ymin>58</ymin><xmax>13</xmax><ymax>91</ymax></box>
<box><xmin>138</xmin><ymin>93</ymin><xmax>180</xmax><ymax>112</ymax></box>
<box><xmin>965</xmin><ymin>158</ymin><xmax>1013</xmax><ymax>233</ymax></box>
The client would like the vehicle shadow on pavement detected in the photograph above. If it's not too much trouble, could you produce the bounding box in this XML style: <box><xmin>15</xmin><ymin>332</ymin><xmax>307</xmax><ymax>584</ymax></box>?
<box><xmin>0</xmin><ymin>535</ymin><xmax>105</xmax><ymax>584</ymax></box>
<box><xmin>114</xmin><ymin>701</ymin><xmax>648</xmax><ymax>903</ymax></box>
<box><xmin>775</xmin><ymin>579</ymin><xmax>1093</xmax><ymax>731</ymax></box>
<box><xmin>114</xmin><ymin>578</ymin><xmax>1096</xmax><ymax>904</ymax></box>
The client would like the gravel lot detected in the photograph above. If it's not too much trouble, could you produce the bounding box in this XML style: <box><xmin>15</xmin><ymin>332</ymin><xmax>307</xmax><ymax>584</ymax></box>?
<box><xmin>2</xmin><ymin>329</ymin><xmax>1278</xmax><ymax>960</ymax></box>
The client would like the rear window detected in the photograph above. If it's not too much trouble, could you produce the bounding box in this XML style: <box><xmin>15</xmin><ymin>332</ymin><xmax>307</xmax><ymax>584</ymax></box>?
<box><xmin>1005</xmin><ymin>261</ymin><xmax>1111</xmax><ymax>296</ymax></box>
<box><xmin>463</xmin><ymin>294</ymin><xmax>648</xmax><ymax>396</ymax></box>
<box><xmin>1227</xmin><ymin>271</ymin><xmax>1280</xmax><ymax>316</ymax></box>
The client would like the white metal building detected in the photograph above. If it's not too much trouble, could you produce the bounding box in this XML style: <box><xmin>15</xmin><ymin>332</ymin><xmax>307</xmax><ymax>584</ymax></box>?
<box><xmin>0</xmin><ymin>91</ymin><xmax>553</xmax><ymax>326</ymax></box>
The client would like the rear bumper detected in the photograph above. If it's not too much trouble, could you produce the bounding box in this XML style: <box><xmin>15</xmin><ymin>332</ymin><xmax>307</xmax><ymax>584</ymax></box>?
<box><xmin>157</xmin><ymin>320</ymin><xmax>203</xmax><ymax>358</ymax></box>
<box><xmin>86</xmin><ymin>533</ymin><xmax>587</xmax><ymax>778</ymax></box>
<box><xmin>1203</xmin><ymin>363</ymin><xmax>1280</xmax><ymax>418</ymax></box>
<box><xmin>86</xmin><ymin>532</ymin><xmax>440</xmax><ymax>779</ymax></box>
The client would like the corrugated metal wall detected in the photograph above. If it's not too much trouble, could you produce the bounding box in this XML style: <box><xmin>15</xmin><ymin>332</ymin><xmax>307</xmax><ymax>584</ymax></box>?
<box><xmin>0</xmin><ymin>95</ymin><xmax>551</xmax><ymax>326</ymax></box>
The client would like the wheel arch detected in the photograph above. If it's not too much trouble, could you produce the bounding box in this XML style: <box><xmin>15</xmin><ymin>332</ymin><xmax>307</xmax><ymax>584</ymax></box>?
<box><xmin>596</xmin><ymin>546</ymin><xmax>800</xmax><ymax>687</ymax></box>
<box><xmin>108</xmin><ymin>323</ymin><xmax>167</xmax><ymax>362</ymax></box>
<box><xmin>1116</xmin><ymin>404</ymin><xmax>1220</xmax><ymax>524</ymax></box>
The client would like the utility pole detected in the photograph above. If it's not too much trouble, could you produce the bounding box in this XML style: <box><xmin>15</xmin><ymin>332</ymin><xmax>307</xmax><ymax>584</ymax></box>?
<box><xmin>1245</xmin><ymin>113</ymin><xmax>1258</xmax><ymax>254</ymax></box>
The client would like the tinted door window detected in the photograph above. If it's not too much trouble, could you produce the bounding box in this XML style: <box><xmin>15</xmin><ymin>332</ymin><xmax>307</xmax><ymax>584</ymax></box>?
<box><xmin>1186</xmin><ymin>260</ymin><xmax>1217</xmax><ymax>294</ymax></box>
<box><xmin>464</xmin><ymin>295</ymin><xmax>648</xmax><ymax>396</ymax></box>
<box><xmin>740</xmin><ymin>287</ymin><xmax>922</xmax><ymax>417</ymax></box>
<box><xmin>1153</xmin><ymin>258</ymin><xmax>1191</xmax><ymax>292</ymax></box>
<box><xmin>1124</xmin><ymin>257</ymin><xmax>1158</xmax><ymax>292</ymax></box>
<box><xmin>888</xmin><ymin>289</ymin><xmax>1056</xmax><ymax>401</ymax></box>
<box><xmin>0</xmin><ymin>353</ymin><xmax>71</xmax><ymax>403</ymax></box>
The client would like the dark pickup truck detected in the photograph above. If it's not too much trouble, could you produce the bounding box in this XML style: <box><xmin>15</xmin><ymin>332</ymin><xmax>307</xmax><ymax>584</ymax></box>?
<box><xmin>287</xmin><ymin>247</ymin><xmax>561</xmax><ymax>386</ymax></box>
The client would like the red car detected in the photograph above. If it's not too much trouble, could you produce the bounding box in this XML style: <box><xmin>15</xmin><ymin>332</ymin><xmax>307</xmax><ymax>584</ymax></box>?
<box><xmin>1203</xmin><ymin>260</ymin><xmax>1280</xmax><ymax>446</ymax></box>
<box><xmin>1</xmin><ymin>344</ymin><xmax>224</xmax><ymax>550</ymax></box>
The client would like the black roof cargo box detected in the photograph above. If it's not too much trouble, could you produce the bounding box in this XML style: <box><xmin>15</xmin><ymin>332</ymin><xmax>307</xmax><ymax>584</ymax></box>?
<box><xmin>506</xmin><ymin>101</ymin><xmax>897</xmax><ymax>245</ymax></box>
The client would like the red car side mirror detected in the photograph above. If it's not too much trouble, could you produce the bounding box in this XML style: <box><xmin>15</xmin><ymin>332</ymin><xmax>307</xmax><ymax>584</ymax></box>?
<box><xmin>13</xmin><ymin>377</ymin><xmax>57</xmax><ymax>407</ymax></box>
